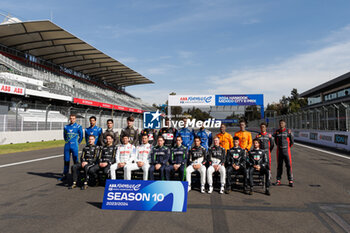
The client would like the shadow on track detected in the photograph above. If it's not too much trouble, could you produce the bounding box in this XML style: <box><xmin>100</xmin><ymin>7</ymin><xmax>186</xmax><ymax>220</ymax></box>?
<box><xmin>27</xmin><ymin>172</ymin><xmax>62</xmax><ymax>179</ymax></box>
<box><xmin>87</xmin><ymin>202</ymin><xmax>102</xmax><ymax>209</ymax></box>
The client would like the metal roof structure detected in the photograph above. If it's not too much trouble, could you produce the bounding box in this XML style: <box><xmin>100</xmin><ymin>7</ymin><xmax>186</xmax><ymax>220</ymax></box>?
<box><xmin>0</xmin><ymin>20</ymin><xmax>153</xmax><ymax>86</ymax></box>
<box><xmin>300</xmin><ymin>72</ymin><xmax>350</xmax><ymax>97</ymax></box>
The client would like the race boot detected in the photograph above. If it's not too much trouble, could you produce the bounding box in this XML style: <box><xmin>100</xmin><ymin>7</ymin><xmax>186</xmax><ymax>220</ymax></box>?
<box><xmin>274</xmin><ymin>180</ymin><xmax>281</xmax><ymax>186</ymax></box>
<box><xmin>68</xmin><ymin>182</ymin><xmax>77</xmax><ymax>189</ymax></box>
<box><xmin>225</xmin><ymin>186</ymin><xmax>231</xmax><ymax>194</ymax></box>
<box><xmin>265</xmin><ymin>188</ymin><xmax>270</xmax><ymax>196</ymax></box>
<box><xmin>249</xmin><ymin>187</ymin><xmax>253</xmax><ymax>195</ymax></box>
<box><xmin>81</xmin><ymin>182</ymin><xmax>88</xmax><ymax>190</ymax></box>
<box><xmin>201</xmin><ymin>185</ymin><xmax>206</xmax><ymax>194</ymax></box>
<box><xmin>188</xmin><ymin>185</ymin><xmax>192</xmax><ymax>192</ymax></box>
<box><xmin>289</xmin><ymin>180</ymin><xmax>294</xmax><ymax>187</ymax></box>
<box><xmin>208</xmin><ymin>185</ymin><xmax>213</xmax><ymax>194</ymax></box>
<box><xmin>219</xmin><ymin>185</ymin><xmax>225</xmax><ymax>194</ymax></box>
<box><xmin>58</xmin><ymin>174</ymin><xmax>67</xmax><ymax>182</ymax></box>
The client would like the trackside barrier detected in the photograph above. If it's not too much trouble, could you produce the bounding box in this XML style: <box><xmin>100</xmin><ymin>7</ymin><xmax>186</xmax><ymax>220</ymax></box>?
<box><xmin>247</xmin><ymin>127</ymin><xmax>350</xmax><ymax>152</ymax></box>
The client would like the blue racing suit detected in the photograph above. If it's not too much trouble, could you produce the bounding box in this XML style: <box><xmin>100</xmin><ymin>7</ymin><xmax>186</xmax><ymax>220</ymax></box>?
<box><xmin>196</xmin><ymin>129</ymin><xmax>212</xmax><ymax>150</ymax></box>
<box><xmin>176</xmin><ymin>127</ymin><xmax>194</xmax><ymax>149</ymax></box>
<box><xmin>85</xmin><ymin>125</ymin><xmax>102</xmax><ymax>145</ymax></box>
<box><xmin>63</xmin><ymin>123</ymin><xmax>83</xmax><ymax>174</ymax></box>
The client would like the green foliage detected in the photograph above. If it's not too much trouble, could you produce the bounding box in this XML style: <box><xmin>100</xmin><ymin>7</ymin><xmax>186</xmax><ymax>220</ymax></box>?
<box><xmin>266</xmin><ymin>88</ymin><xmax>307</xmax><ymax>115</ymax></box>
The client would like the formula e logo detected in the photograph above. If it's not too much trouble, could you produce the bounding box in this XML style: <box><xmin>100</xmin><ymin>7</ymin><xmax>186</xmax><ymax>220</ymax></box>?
<box><xmin>143</xmin><ymin>110</ymin><xmax>161</xmax><ymax>129</ymax></box>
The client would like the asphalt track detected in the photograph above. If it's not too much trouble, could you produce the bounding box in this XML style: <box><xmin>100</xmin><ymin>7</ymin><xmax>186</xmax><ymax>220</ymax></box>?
<box><xmin>0</xmin><ymin>130</ymin><xmax>349</xmax><ymax>233</ymax></box>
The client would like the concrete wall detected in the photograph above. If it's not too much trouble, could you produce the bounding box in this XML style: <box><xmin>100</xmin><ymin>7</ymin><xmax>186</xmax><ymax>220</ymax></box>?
<box><xmin>0</xmin><ymin>130</ymin><xmax>63</xmax><ymax>145</ymax></box>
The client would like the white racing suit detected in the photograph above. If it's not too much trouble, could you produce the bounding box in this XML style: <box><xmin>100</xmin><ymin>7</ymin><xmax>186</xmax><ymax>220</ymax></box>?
<box><xmin>110</xmin><ymin>143</ymin><xmax>135</xmax><ymax>179</ymax></box>
<box><xmin>124</xmin><ymin>143</ymin><xmax>151</xmax><ymax>180</ymax></box>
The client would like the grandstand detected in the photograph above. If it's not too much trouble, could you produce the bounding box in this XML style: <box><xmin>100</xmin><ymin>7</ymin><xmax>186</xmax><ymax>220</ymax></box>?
<box><xmin>0</xmin><ymin>18</ymin><xmax>155</xmax><ymax>136</ymax></box>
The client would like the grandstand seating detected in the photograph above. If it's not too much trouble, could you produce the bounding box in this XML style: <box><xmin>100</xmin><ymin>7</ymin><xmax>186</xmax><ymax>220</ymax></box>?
<box><xmin>0</xmin><ymin>53</ymin><xmax>153</xmax><ymax>111</ymax></box>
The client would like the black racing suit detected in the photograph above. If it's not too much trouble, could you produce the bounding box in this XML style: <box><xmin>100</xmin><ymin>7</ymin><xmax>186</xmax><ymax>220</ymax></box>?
<box><xmin>226</xmin><ymin>146</ymin><xmax>247</xmax><ymax>188</ymax></box>
<box><xmin>71</xmin><ymin>144</ymin><xmax>99</xmax><ymax>183</ymax></box>
<box><xmin>273</xmin><ymin>128</ymin><xmax>294</xmax><ymax>181</ymax></box>
<box><xmin>149</xmin><ymin>145</ymin><xmax>170</xmax><ymax>180</ymax></box>
<box><xmin>89</xmin><ymin>145</ymin><xmax>116</xmax><ymax>179</ymax></box>
<box><xmin>139</xmin><ymin>128</ymin><xmax>158</xmax><ymax>146</ymax></box>
<box><xmin>158</xmin><ymin>127</ymin><xmax>177</xmax><ymax>148</ymax></box>
<box><xmin>120</xmin><ymin>126</ymin><xmax>139</xmax><ymax>146</ymax></box>
<box><xmin>99</xmin><ymin>128</ymin><xmax>120</xmax><ymax>146</ymax></box>
<box><xmin>166</xmin><ymin>144</ymin><xmax>187</xmax><ymax>181</ymax></box>
<box><xmin>247</xmin><ymin>149</ymin><xmax>270</xmax><ymax>189</ymax></box>
<box><xmin>256</xmin><ymin>132</ymin><xmax>274</xmax><ymax>171</ymax></box>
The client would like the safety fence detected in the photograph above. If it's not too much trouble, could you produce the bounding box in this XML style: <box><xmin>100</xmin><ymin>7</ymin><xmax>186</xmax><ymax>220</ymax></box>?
<box><xmin>0</xmin><ymin>101</ymin><xmax>143</xmax><ymax>132</ymax></box>
<box><xmin>249</xmin><ymin>103</ymin><xmax>350</xmax><ymax>132</ymax></box>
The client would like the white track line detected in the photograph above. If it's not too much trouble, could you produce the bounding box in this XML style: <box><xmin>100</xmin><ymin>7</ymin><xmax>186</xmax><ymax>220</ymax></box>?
<box><xmin>294</xmin><ymin>143</ymin><xmax>350</xmax><ymax>160</ymax></box>
<box><xmin>0</xmin><ymin>154</ymin><xmax>63</xmax><ymax>168</ymax></box>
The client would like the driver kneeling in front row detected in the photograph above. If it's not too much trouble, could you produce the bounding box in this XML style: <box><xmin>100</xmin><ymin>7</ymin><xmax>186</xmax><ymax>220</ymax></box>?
<box><xmin>186</xmin><ymin>137</ymin><xmax>207</xmax><ymax>193</ymax></box>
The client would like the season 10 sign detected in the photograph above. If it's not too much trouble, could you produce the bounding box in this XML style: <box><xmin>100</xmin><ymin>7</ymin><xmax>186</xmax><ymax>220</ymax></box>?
<box><xmin>102</xmin><ymin>180</ymin><xmax>188</xmax><ymax>212</ymax></box>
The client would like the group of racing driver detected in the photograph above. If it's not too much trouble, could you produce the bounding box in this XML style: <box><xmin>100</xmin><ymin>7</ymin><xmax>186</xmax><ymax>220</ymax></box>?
<box><xmin>61</xmin><ymin>114</ymin><xmax>294</xmax><ymax>196</ymax></box>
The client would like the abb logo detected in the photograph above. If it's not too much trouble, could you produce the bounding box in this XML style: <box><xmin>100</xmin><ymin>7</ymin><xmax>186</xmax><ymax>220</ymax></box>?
<box><xmin>0</xmin><ymin>84</ymin><xmax>24</xmax><ymax>95</ymax></box>
<box><xmin>180</xmin><ymin>97</ymin><xmax>188</xmax><ymax>101</ymax></box>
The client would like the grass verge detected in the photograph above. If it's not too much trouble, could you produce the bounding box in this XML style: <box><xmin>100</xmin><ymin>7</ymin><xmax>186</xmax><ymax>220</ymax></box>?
<box><xmin>0</xmin><ymin>140</ymin><xmax>66</xmax><ymax>155</ymax></box>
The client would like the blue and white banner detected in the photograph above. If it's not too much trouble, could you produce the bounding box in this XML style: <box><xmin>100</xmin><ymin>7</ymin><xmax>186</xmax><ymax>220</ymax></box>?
<box><xmin>102</xmin><ymin>180</ymin><xmax>188</xmax><ymax>212</ymax></box>
<box><xmin>215</xmin><ymin>94</ymin><xmax>264</xmax><ymax>106</ymax></box>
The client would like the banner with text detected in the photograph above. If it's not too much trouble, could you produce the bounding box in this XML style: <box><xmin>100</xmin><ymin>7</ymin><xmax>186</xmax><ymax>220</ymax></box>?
<box><xmin>215</xmin><ymin>94</ymin><xmax>263</xmax><ymax>106</ymax></box>
<box><xmin>168</xmin><ymin>95</ymin><xmax>215</xmax><ymax>106</ymax></box>
<box><xmin>102</xmin><ymin>180</ymin><xmax>188</xmax><ymax>212</ymax></box>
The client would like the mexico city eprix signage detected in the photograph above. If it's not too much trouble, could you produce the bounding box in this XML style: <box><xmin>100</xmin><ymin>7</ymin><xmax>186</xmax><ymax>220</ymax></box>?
<box><xmin>102</xmin><ymin>180</ymin><xmax>188</xmax><ymax>212</ymax></box>
<box><xmin>215</xmin><ymin>94</ymin><xmax>264</xmax><ymax>106</ymax></box>
<box><xmin>168</xmin><ymin>95</ymin><xmax>215</xmax><ymax>106</ymax></box>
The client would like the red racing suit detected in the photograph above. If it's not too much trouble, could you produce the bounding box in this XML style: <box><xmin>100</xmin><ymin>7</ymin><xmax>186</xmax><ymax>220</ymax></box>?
<box><xmin>256</xmin><ymin>132</ymin><xmax>274</xmax><ymax>170</ymax></box>
<box><xmin>273</xmin><ymin>128</ymin><xmax>294</xmax><ymax>181</ymax></box>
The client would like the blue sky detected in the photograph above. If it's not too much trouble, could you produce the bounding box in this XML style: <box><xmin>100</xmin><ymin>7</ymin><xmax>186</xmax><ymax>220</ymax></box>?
<box><xmin>2</xmin><ymin>0</ymin><xmax>350</xmax><ymax>106</ymax></box>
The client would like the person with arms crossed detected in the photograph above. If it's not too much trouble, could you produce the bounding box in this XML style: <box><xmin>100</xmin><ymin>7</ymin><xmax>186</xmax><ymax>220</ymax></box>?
<box><xmin>124</xmin><ymin>134</ymin><xmax>152</xmax><ymax>180</ymax></box>
<box><xmin>187</xmin><ymin>137</ymin><xmax>207</xmax><ymax>193</ymax></box>
<box><xmin>234</xmin><ymin>120</ymin><xmax>252</xmax><ymax>151</ymax></box>
<box><xmin>207</xmin><ymin>137</ymin><xmax>226</xmax><ymax>194</ymax></box>
<box><xmin>110</xmin><ymin>135</ymin><xmax>136</xmax><ymax>180</ymax></box>
<box><xmin>273</xmin><ymin>119</ymin><xmax>294</xmax><ymax>187</ymax></box>
<box><xmin>216</xmin><ymin>124</ymin><xmax>233</xmax><ymax>151</ymax></box>
<box><xmin>149</xmin><ymin>136</ymin><xmax>170</xmax><ymax>180</ymax></box>
<box><xmin>165</xmin><ymin>136</ymin><xmax>187</xmax><ymax>181</ymax></box>
<box><xmin>85</xmin><ymin>116</ymin><xmax>102</xmax><ymax>146</ymax></box>
<box><xmin>69</xmin><ymin>135</ymin><xmax>99</xmax><ymax>190</ymax></box>
<box><xmin>225</xmin><ymin>136</ymin><xmax>247</xmax><ymax>194</ymax></box>
<box><xmin>61</xmin><ymin>114</ymin><xmax>83</xmax><ymax>182</ymax></box>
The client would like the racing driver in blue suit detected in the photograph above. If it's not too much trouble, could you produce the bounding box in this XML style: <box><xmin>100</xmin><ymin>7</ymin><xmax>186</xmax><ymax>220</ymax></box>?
<box><xmin>85</xmin><ymin>116</ymin><xmax>102</xmax><ymax>146</ymax></box>
<box><xmin>196</xmin><ymin>126</ymin><xmax>212</xmax><ymax>150</ymax></box>
<box><xmin>60</xmin><ymin>114</ymin><xmax>83</xmax><ymax>181</ymax></box>
<box><xmin>176</xmin><ymin>118</ymin><xmax>195</xmax><ymax>149</ymax></box>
